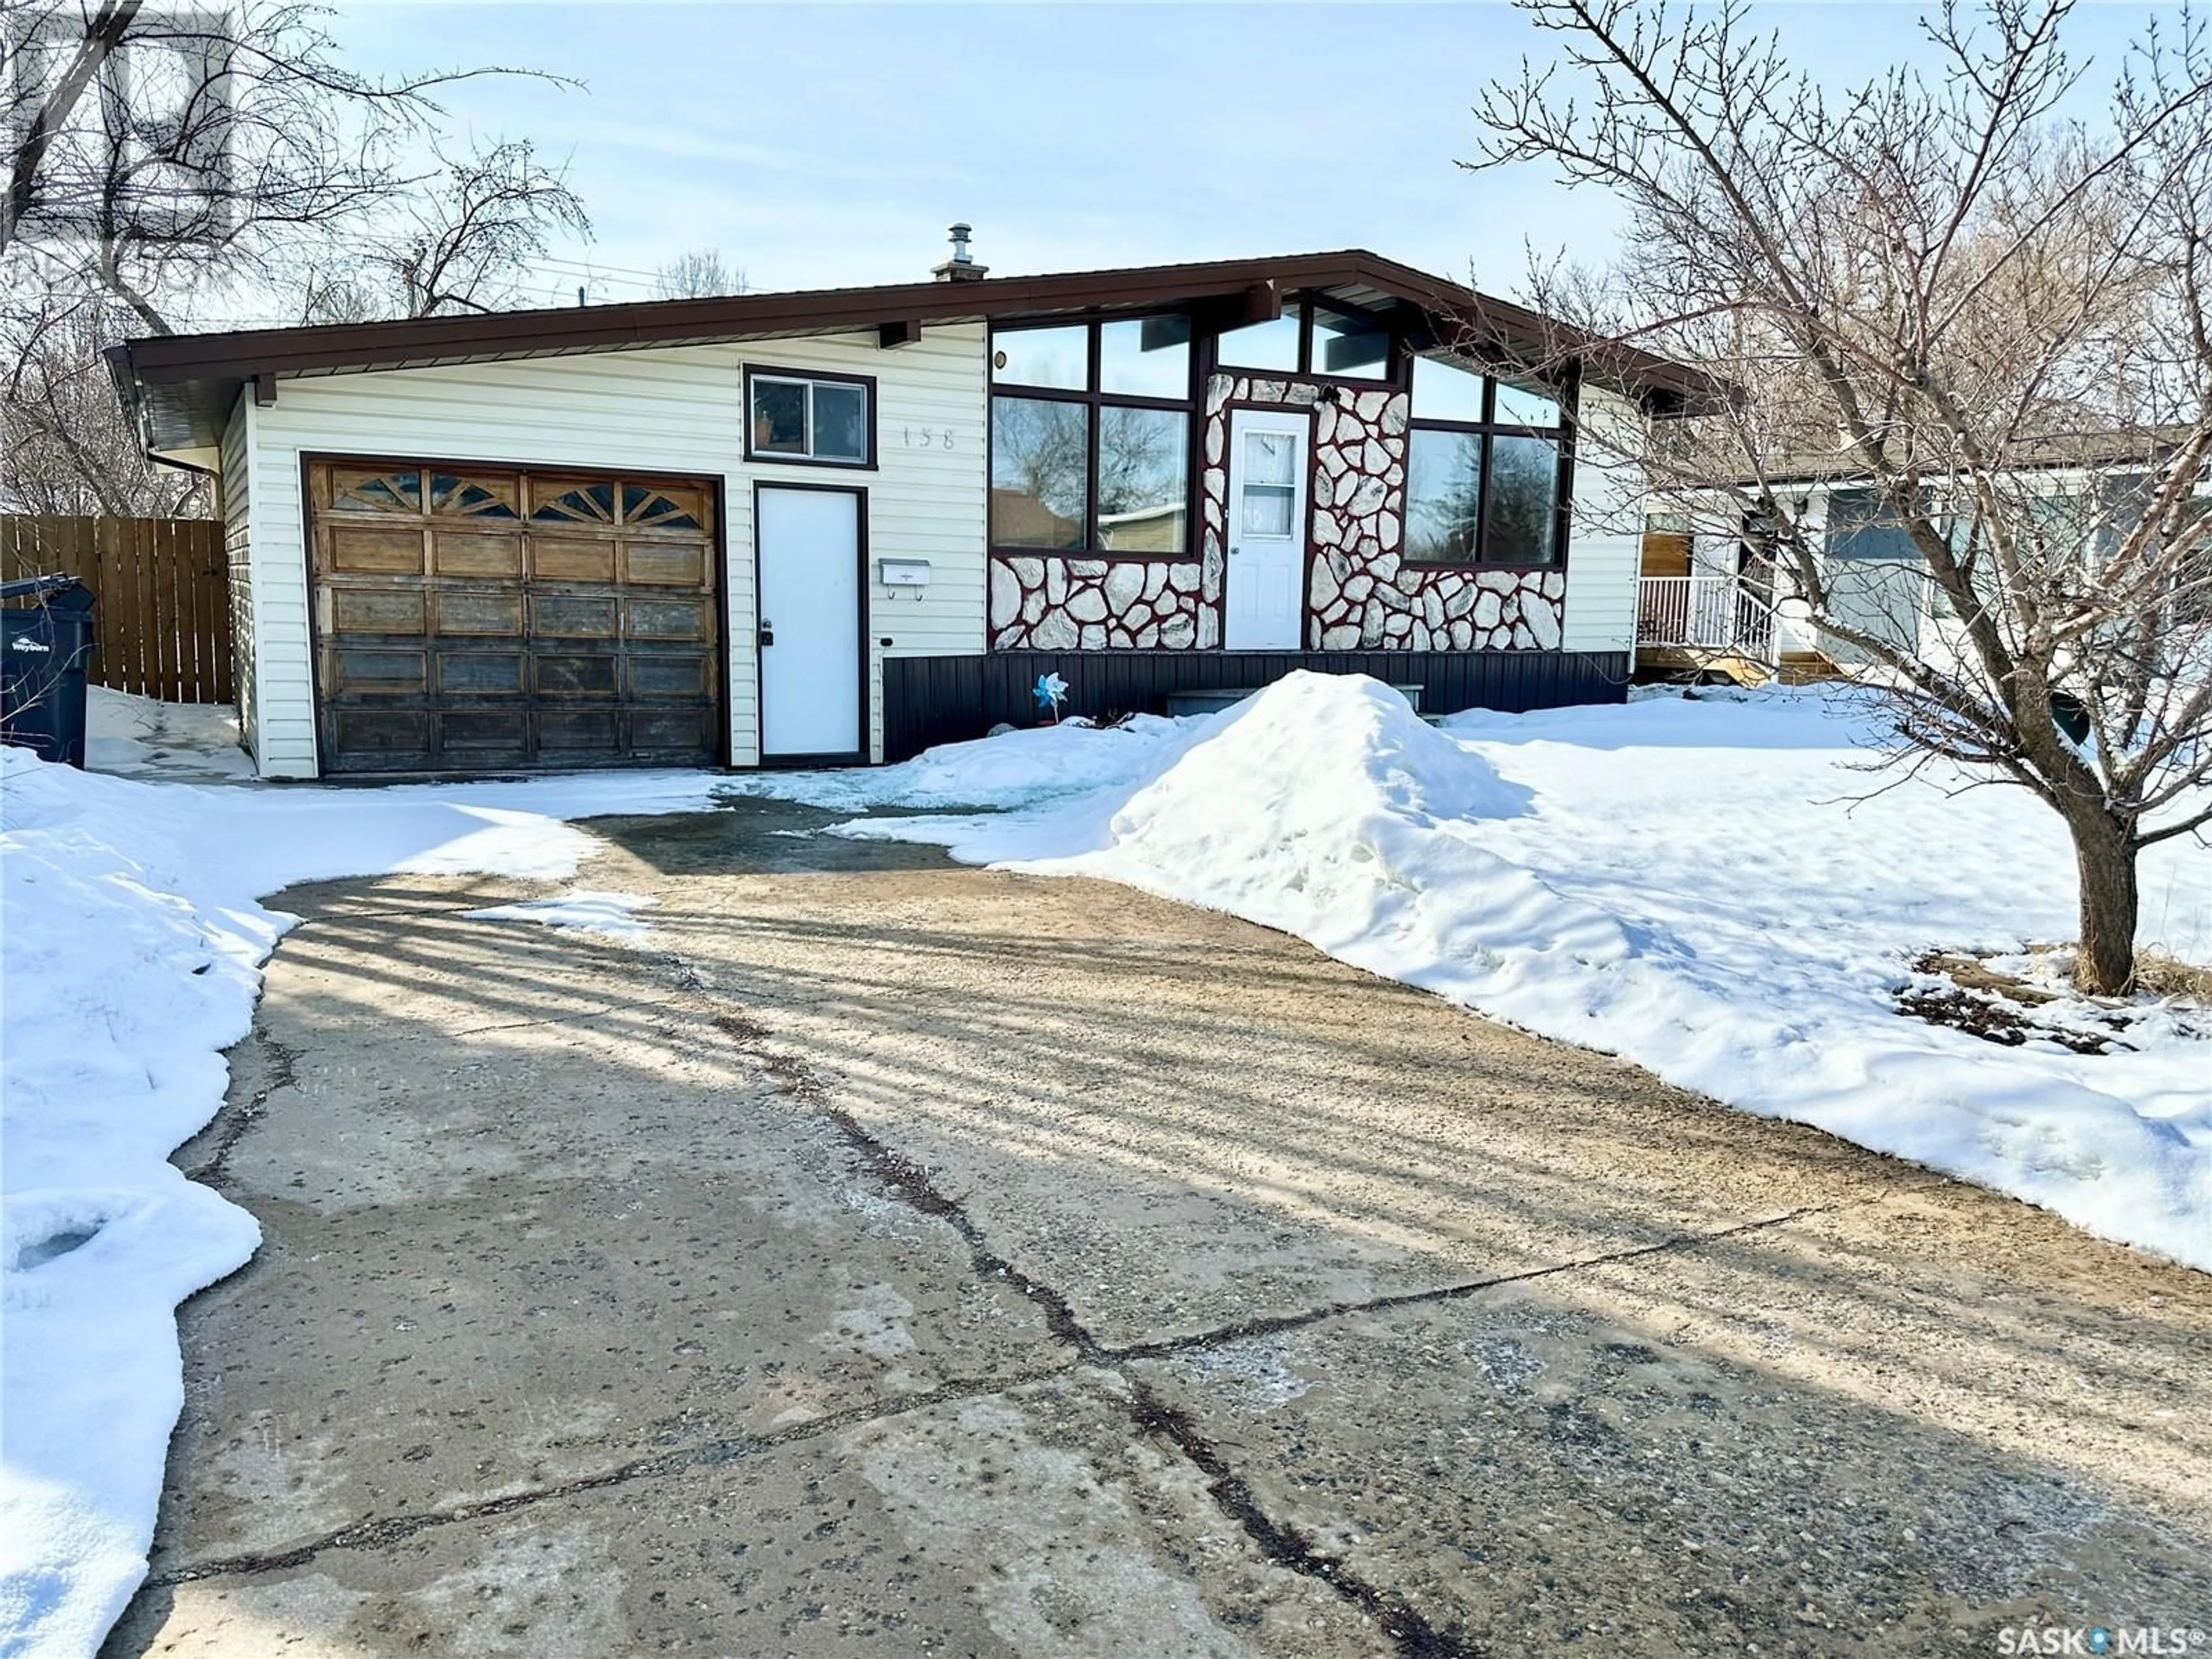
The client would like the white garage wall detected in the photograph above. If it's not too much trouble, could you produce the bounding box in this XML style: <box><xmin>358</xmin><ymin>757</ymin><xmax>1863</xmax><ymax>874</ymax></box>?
<box><xmin>218</xmin><ymin>389</ymin><xmax>259</xmax><ymax>763</ymax></box>
<box><xmin>234</xmin><ymin>324</ymin><xmax>987</xmax><ymax>777</ymax></box>
<box><xmin>1561</xmin><ymin>385</ymin><xmax>1649</xmax><ymax>654</ymax></box>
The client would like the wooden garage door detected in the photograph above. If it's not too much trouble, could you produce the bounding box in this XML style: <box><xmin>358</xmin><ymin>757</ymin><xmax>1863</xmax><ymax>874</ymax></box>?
<box><xmin>308</xmin><ymin>461</ymin><xmax>721</xmax><ymax>775</ymax></box>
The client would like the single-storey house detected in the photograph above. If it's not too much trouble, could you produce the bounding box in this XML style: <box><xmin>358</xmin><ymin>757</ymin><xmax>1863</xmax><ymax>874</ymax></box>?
<box><xmin>111</xmin><ymin>233</ymin><xmax>1712</xmax><ymax>779</ymax></box>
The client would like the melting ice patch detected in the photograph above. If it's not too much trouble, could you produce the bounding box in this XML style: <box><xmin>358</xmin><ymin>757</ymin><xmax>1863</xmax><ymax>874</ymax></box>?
<box><xmin>464</xmin><ymin>890</ymin><xmax>658</xmax><ymax>942</ymax></box>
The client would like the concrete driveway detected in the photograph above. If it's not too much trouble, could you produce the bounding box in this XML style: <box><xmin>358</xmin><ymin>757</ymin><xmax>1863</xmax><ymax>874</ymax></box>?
<box><xmin>110</xmin><ymin>800</ymin><xmax>2212</xmax><ymax>1657</ymax></box>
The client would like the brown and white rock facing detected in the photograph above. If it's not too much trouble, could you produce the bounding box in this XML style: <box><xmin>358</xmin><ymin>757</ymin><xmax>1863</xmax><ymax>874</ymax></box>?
<box><xmin>1308</xmin><ymin>380</ymin><xmax>1563</xmax><ymax>652</ymax></box>
<box><xmin>986</xmin><ymin>370</ymin><xmax>1566</xmax><ymax>653</ymax></box>
<box><xmin>990</xmin><ymin>555</ymin><xmax>1203</xmax><ymax>650</ymax></box>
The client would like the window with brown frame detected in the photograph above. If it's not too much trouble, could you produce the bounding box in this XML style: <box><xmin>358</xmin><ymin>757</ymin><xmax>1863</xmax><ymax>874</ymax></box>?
<box><xmin>1403</xmin><ymin>354</ymin><xmax>1571</xmax><ymax>567</ymax></box>
<box><xmin>990</xmin><ymin>318</ymin><xmax>1194</xmax><ymax>556</ymax></box>
<box><xmin>745</xmin><ymin>368</ymin><xmax>874</xmax><ymax>467</ymax></box>
<box><xmin>1215</xmin><ymin>300</ymin><xmax>1396</xmax><ymax>381</ymax></box>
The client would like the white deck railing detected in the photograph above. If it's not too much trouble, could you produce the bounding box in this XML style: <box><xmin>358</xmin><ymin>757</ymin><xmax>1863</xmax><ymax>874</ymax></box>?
<box><xmin>1636</xmin><ymin>575</ymin><xmax>1778</xmax><ymax>661</ymax></box>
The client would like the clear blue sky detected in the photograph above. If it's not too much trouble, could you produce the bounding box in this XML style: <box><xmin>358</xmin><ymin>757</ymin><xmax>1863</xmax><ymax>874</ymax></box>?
<box><xmin>327</xmin><ymin>2</ymin><xmax>2171</xmax><ymax>308</ymax></box>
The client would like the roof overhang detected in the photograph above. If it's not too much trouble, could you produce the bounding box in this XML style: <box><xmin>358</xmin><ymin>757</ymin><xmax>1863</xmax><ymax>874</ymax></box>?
<box><xmin>115</xmin><ymin>249</ymin><xmax>1725</xmax><ymax>454</ymax></box>
<box><xmin>1730</xmin><ymin>426</ymin><xmax>2203</xmax><ymax>491</ymax></box>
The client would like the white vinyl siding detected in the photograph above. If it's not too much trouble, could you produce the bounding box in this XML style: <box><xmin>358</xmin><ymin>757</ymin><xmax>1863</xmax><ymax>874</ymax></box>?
<box><xmin>237</xmin><ymin>325</ymin><xmax>986</xmax><ymax>775</ymax></box>
<box><xmin>218</xmin><ymin>392</ymin><xmax>259</xmax><ymax>763</ymax></box>
<box><xmin>1561</xmin><ymin>385</ymin><xmax>1647</xmax><ymax>654</ymax></box>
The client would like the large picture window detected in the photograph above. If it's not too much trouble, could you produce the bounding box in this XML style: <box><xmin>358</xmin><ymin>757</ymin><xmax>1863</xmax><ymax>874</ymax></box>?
<box><xmin>991</xmin><ymin>318</ymin><xmax>1193</xmax><ymax>555</ymax></box>
<box><xmin>1403</xmin><ymin>355</ymin><xmax>1569</xmax><ymax>567</ymax></box>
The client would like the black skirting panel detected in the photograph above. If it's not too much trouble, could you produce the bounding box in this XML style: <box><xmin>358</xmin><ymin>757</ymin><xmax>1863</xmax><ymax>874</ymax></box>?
<box><xmin>880</xmin><ymin>649</ymin><xmax>1631</xmax><ymax>763</ymax></box>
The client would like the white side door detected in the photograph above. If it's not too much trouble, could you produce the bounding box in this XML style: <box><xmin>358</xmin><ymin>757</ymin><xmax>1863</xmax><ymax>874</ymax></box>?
<box><xmin>756</xmin><ymin>486</ymin><xmax>862</xmax><ymax>759</ymax></box>
<box><xmin>1224</xmin><ymin>408</ymin><xmax>1309</xmax><ymax>650</ymax></box>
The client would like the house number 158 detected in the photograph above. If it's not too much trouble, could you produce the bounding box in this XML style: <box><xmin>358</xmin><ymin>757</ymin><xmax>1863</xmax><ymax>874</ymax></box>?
<box><xmin>903</xmin><ymin>427</ymin><xmax>955</xmax><ymax>450</ymax></box>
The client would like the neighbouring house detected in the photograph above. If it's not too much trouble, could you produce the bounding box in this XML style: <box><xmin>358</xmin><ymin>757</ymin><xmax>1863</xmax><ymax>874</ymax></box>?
<box><xmin>111</xmin><ymin>231</ymin><xmax>1714</xmax><ymax>779</ymax></box>
<box><xmin>1632</xmin><ymin>434</ymin><xmax>2212</xmax><ymax>686</ymax></box>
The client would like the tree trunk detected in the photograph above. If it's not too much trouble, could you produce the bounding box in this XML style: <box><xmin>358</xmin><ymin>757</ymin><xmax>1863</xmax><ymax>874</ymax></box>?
<box><xmin>2068</xmin><ymin>810</ymin><xmax>2139</xmax><ymax>995</ymax></box>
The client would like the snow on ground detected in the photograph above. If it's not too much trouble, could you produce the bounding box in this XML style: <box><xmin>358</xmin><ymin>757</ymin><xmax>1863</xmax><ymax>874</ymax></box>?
<box><xmin>823</xmin><ymin>674</ymin><xmax>2211</xmax><ymax>1272</ymax></box>
<box><xmin>465</xmin><ymin>890</ymin><xmax>658</xmax><ymax>941</ymax></box>
<box><xmin>724</xmin><ymin>713</ymin><xmax>1190</xmax><ymax>813</ymax></box>
<box><xmin>83</xmin><ymin>687</ymin><xmax>256</xmax><ymax>783</ymax></box>
<box><xmin>7</xmin><ymin>676</ymin><xmax>2209</xmax><ymax>1656</ymax></box>
<box><xmin>1</xmin><ymin>744</ymin><xmax>727</xmax><ymax>1658</ymax></box>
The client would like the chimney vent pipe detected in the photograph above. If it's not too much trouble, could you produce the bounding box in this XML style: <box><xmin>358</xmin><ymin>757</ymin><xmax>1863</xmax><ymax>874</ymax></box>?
<box><xmin>933</xmin><ymin>222</ymin><xmax>988</xmax><ymax>283</ymax></box>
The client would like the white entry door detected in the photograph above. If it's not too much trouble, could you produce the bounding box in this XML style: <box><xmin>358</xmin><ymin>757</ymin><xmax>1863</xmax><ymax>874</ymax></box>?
<box><xmin>757</xmin><ymin>486</ymin><xmax>862</xmax><ymax>759</ymax></box>
<box><xmin>1224</xmin><ymin>408</ymin><xmax>1310</xmax><ymax>650</ymax></box>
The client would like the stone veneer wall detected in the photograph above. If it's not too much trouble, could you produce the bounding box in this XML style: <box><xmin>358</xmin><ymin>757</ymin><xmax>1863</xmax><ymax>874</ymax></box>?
<box><xmin>988</xmin><ymin>555</ymin><xmax>1203</xmax><ymax>650</ymax></box>
<box><xmin>1202</xmin><ymin>373</ymin><xmax>1568</xmax><ymax>652</ymax></box>
<box><xmin>986</xmin><ymin>369</ymin><xmax>1569</xmax><ymax>653</ymax></box>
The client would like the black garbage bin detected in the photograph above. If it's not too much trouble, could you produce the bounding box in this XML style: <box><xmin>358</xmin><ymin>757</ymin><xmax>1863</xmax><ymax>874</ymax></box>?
<box><xmin>2</xmin><ymin>576</ymin><xmax>99</xmax><ymax>767</ymax></box>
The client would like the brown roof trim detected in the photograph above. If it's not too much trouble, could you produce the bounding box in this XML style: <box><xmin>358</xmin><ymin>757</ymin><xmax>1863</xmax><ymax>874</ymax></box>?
<box><xmin>121</xmin><ymin>251</ymin><xmax>1374</xmax><ymax>376</ymax></box>
<box><xmin>118</xmin><ymin>250</ymin><xmax>1722</xmax><ymax>456</ymax></box>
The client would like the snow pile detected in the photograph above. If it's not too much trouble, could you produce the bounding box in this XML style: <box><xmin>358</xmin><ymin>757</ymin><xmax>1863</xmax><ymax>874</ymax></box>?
<box><xmin>465</xmin><ymin>890</ymin><xmax>658</xmax><ymax>941</ymax></box>
<box><xmin>0</xmin><ymin>751</ymin><xmax>723</xmax><ymax>1658</ymax></box>
<box><xmin>841</xmin><ymin>673</ymin><xmax>2212</xmax><ymax>1270</ymax></box>
<box><xmin>862</xmin><ymin>676</ymin><xmax>1636</xmax><ymax>1006</ymax></box>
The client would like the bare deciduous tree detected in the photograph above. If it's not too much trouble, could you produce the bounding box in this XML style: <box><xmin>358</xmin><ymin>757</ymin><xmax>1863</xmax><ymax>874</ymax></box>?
<box><xmin>652</xmin><ymin>247</ymin><xmax>745</xmax><ymax>300</ymax></box>
<box><xmin>2</xmin><ymin>0</ymin><xmax>537</xmax><ymax>321</ymax></box>
<box><xmin>1</xmin><ymin>0</ymin><xmax>582</xmax><ymax>509</ymax></box>
<box><xmin>1</xmin><ymin>272</ymin><xmax>200</xmax><ymax>515</ymax></box>
<box><xmin>990</xmin><ymin>399</ymin><xmax>1088</xmax><ymax>544</ymax></box>
<box><xmin>317</xmin><ymin>138</ymin><xmax>588</xmax><ymax>320</ymax></box>
<box><xmin>1469</xmin><ymin>0</ymin><xmax>2212</xmax><ymax>992</ymax></box>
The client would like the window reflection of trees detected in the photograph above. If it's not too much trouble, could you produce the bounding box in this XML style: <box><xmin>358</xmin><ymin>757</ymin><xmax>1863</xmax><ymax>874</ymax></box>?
<box><xmin>1407</xmin><ymin>431</ymin><xmax>1483</xmax><ymax>564</ymax></box>
<box><xmin>1404</xmin><ymin>357</ymin><xmax>1567</xmax><ymax>567</ymax></box>
<box><xmin>1100</xmin><ymin>408</ymin><xmax>1184</xmax><ymax>525</ymax></box>
<box><xmin>1484</xmin><ymin>434</ymin><xmax>1558</xmax><ymax>565</ymax></box>
<box><xmin>991</xmin><ymin>318</ymin><xmax>1195</xmax><ymax>556</ymax></box>
<box><xmin>990</xmin><ymin>397</ymin><xmax>1089</xmax><ymax>550</ymax></box>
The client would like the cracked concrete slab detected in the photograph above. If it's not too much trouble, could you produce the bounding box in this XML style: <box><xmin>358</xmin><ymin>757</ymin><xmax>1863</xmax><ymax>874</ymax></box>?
<box><xmin>108</xmin><ymin>798</ymin><xmax>2212</xmax><ymax>1657</ymax></box>
<box><xmin>145</xmin><ymin>884</ymin><xmax>1065</xmax><ymax>1580</ymax></box>
<box><xmin>120</xmin><ymin>1372</ymin><xmax>1384</xmax><ymax>1658</ymax></box>
<box><xmin>584</xmin><ymin>809</ymin><xmax>1910</xmax><ymax>1351</ymax></box>
<box><xmin>1128</xmin><ymin>1194</ymin><xmax>2212</xmax><ymax>1654</ymax></box>
<box><xmin>1565</xmin><ymin>1186</ymin><xmax>2212</xmax><ymax>1527</ymax></box>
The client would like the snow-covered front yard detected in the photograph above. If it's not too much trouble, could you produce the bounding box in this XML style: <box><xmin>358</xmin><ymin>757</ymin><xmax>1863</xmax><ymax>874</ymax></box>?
<box><xmin>3</xmin><ymin>676</ymin><xmax>2207</xmax><ymax>1657</ymax></box>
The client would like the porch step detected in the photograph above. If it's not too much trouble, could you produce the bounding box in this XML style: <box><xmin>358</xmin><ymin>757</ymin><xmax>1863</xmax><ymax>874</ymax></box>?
<box><xmin>1633</xmin><ymin>646</ymin><xmax>1773</xmax><ymax>689</ymax></box>
<box><xmin>1168</xmin><ymin>681</ymin><xmax>1424</xmax><ymax>717</ymax></box>
<box><xmin>1776</xmin><ymin>650</ymin><xmax>1847</xmax><ymax>686</ymax></box>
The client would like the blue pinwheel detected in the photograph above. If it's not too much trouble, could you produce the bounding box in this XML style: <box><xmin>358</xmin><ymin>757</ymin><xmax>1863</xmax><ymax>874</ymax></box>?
<box><xmin>1033</xmin><ymin>672</ymin><xmax>1070</xmax><ymax>722</ymax></box>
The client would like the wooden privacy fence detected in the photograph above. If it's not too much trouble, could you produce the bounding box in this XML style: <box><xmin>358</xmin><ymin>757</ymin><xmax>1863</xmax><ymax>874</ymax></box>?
<box><xmin>1</xmin><ymin>515</ymin><xmax>233</xmax><ymax>704</ymax></box>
